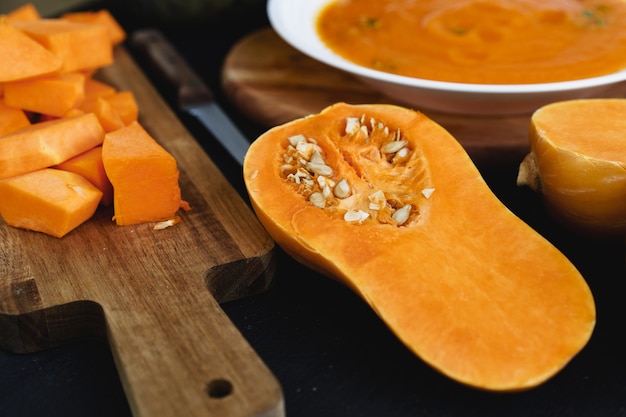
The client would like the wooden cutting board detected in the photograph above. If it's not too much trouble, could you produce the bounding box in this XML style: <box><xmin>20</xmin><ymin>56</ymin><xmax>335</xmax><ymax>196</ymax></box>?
<box><xmin>222</xmin><ymin>27</ymin><xmax>626</xmax><ymax>167</ymax></box>
<box><xmin>0</xmin><ymin>47</ymin><xmax>283</xmax><ymax>417</ymax></box>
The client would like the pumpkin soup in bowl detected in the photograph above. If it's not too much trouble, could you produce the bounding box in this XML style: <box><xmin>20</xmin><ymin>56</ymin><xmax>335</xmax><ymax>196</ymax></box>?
<box><xmin>267</xmin><ymin>0</ymin><xmax>626</xmax><ymax>114</ymax></box>
<box><xmin>316</xmin><ymin>0</ymin><xmax>626</xmax><ymax>85</ymax></box>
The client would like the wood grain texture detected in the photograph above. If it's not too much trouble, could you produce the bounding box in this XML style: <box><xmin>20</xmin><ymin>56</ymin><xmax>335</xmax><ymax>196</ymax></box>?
<box><xmin>0</xmin><ymin>46</ymin><xmax>284</xmax><ymax>417</ymax></box>
<box><xmin>222</xmin><ymin>27</ymin><xmax>626</xmax><ymax>167</ymax></box>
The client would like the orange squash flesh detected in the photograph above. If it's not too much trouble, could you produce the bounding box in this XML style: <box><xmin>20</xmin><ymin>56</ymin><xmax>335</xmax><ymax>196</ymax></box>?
<box><xmin>0</xmin><ymin>112</ymin><xmax>105</xmax><ymax>180</ymax></box>
<box><xmin>91</xmin><ymin>96</ymin><xmax>125</xmax><ymax>132</ymax></box>
<box><xmin>6</xmin><ymin>3</ymin><xmax>41</xmax><ymax>21</ymax></box>
<box><xmin>3</xmin><ymin>72</ymin><xmax>86</xmax><ymax>117</ymax></box>
<box><xmin>0</xmin><ymin>168</ymin><xmax>102</xmax><ymax>238</ymax></box>
<box><xmin>55</xmin><ymin>146</ymin><xmax>113</xmax><ymax>206</ymax></box>
<box><xmin>518</xmin><ymin>99</ymin><xmax>626</xmax><ymax>237</ymax></box>
<box><xmin>83</xmin><ymin>77</ymin><xmax>117</xmax><ymax>101</ymax></box>
<box><xmin>79</xmin><ymin>90</ymin><xmax>138</xmax><ymax>131</ymax></box>
<box><xmin>243</xmin><ymin>103</ymin><xmax>596</xmax><ymax>391</ymax></box>
<box><xmin>0</xmin><ymin>99</ymin><xmax>31</xmax><ymax>136</ymax></box>
<box><xmin>61</xmin><ymin>9</ymin><xmax>127</xmax><ymax>45</ymax></box>
<box><xmin>102</xmin><ymin>121</ymin><xmax>183</xmax><ymax>226</ymax></box>
<box><xmin>11</xmin><ymin>18</ymin><xmax>113</xmax><ymax>73</ymax></box>
<box><xmin>0</xmin><ymin>19</ymin><xmax>62</xmax><ymax>82</ymax></box>
<box><xmin>104</xmin><ymin>91</ymin><xmax>139</xmax><ymax>125</ymax></box>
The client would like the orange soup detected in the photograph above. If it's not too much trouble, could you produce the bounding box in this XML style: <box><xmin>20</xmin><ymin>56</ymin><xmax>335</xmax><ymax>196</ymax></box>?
<box><xmin>316</xmin><ymin>0</ymin><xmax>626</xmax><ymax>84</ymax></box>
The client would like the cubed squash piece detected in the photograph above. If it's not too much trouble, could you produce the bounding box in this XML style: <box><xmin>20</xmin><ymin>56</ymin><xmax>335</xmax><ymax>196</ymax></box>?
<box><xmin>0</xmin><ymin>99</ymin><xmax>31</xmax><ymax>136</ymax></box>
<box><xmin>6</xmin><ymin>3</ymin><xmax>41</xmax><ymax>21</ymax></box>
<box><xmin>0</xmin><ymin>168</ymin><xmax>102</xmax><ymax>238</ymax></box>
<box><xmin>11</xmin><ymin>18</ymin><xmax>113</xmax><ymax>73</ymax></box>
<box><xmin>4</xmin><ymin>72</ymin><xmax>86</xmax><ymax>117</ymax></box>
<box><xmin>105</xmin><ymin>91</ymin><xmax>139</xmax><ymax>125</ymax></box>
<box><xmin>91</xmin><ymin>96</ymin><xmax>125</xmax><ymax>132</ymax></box>
<box><xmin>0</xmin><ymin>20</ymin><xmax>61</xmax><ymax>82</ymax></box>
<box><xmin>55</xmin><ymin>146</ymin><xmax>113</xmax><ymax>206</ymax></box>
<box><xmin>102</xmin><ymin>121</ymin><xmax>183</xmax><ymax>225</ymax></box>
<box><xmin>61</xmin><ymin>9</ymin><xmax>126</xmax><ymax>45</ymax></box>
<box><xmin>84</xmin><ymin>77</ymin><xmax>117</xmax><ymax>101</ymax></box>
<box><xmin>0</xmin><ymin>112</ymin><xmax>105</xmax><ymax>180</ymax></box>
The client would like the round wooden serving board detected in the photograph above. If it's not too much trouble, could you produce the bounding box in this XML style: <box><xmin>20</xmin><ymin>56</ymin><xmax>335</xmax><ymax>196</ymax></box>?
<box><xmin>222</xmin><ymin>27</ymin><xmax>626</xmax><ymax>168</ymax></box>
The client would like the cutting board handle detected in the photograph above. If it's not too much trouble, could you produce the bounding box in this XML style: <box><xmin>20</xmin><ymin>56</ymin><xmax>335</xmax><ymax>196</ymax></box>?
<box><xmin>106</xmin><ymin>275</ymin><xmax>283</xmax><ymax>417</ymax></box>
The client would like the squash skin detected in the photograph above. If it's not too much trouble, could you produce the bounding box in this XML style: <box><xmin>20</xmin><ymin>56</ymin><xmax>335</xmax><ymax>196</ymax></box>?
<box><xmin>244</xmin><ymin>103</ymin><xmax>596</xmax><ymax>391</ymax></box>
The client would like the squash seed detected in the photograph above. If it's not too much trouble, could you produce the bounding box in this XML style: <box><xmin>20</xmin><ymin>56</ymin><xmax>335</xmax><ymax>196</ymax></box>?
<box><xmin>333</xmin><ymin>178</ymin><xmax>351</xmax><ymax>199</ymax></box>
<box><xmin>381</xmin><ymin>140</ymin><xmax>408</xmax><ymax>154</ymax></box>
<box><xmin>288</xmin><ymin>134</ymin><xmax>307</xmax><ymax>146</ymax></box>
<box><xmin>309</xmin><ymin>192</ymin><xmax>326</xmax><ymax>208</ymax></box>
<box><xmin>344</xmin><ymin>209</ymin><xmax>370</xmax><ymax>223</ymax></box>
<box><xmin>422</xmin><ymin>188</ymin><xmax>436</xmax><ymax>198</ymax></box>
<box><xmin>307</xmin><ymin>162</ymin><xmax>333</xmax><ymax>176</ymax></box>
<box><xmin>392</xmin><ymin>204</ymin><xmax>411</xmax><ymax>225</ymax></box>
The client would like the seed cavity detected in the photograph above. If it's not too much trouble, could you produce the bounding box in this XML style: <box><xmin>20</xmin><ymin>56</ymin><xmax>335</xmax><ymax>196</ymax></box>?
<box><xmin>282</xmin><ymin>115</ymin><xmax>425</xmax><ymax>227</ymax></box>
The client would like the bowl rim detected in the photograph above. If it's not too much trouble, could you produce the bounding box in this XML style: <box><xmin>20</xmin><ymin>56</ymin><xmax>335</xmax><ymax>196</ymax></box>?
<box><xmin>267</xmin><ymin>0</ymin><xmax>626</xmax><ymax>96</ymax></box>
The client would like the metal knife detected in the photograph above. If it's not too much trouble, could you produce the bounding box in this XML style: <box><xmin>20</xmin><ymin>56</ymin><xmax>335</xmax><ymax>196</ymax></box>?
<box><xmin>130</xmin><ymin>29</ymin><xmax>249</xmax><ymax>166</ymax></box>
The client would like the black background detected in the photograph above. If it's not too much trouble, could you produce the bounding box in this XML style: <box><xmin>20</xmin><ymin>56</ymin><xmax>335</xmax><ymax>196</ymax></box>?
<box><xmin>1</xmin><ymin>1</ymin><xmax>625</xmax><ymax>416</ymax></box>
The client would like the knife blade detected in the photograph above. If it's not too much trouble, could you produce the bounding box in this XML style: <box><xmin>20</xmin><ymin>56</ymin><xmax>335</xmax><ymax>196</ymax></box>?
<box><xmin>130</xmin><ymin>29</ymin><xmax>249</xmax><ymax>166</ymax></box>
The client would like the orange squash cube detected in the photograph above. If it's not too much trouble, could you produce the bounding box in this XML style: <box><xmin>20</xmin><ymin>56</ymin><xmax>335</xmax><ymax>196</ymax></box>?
<box><xmin>61</xmin><ymin>9</ymin><xmax>126</xmax><ymax>45</ymax></box>
<box><xmin>11</xmin><ymin>18</ymin><xmax>113</xmax><ymax>73</ymax></box>
<box><xmin>0</xmin><ymin>20</ymin><xmax>61</xmax><ymax>82</ymax></box>
<box><xmin>105</xmin><ymin>91</ymin><xmax>139</xmax><ymax>125</ymax></box>
<box><xmin>84</xmin><ymin>77</ymin><xmax>117</xmax><ymax>101</ymax></box>
<box><xmin>55</xmin><ymin>146</ymin><xmax>113</xmax><ymax>206</ymax></box>
<box><xmin>0</xmin><ymin>99</ymin><xmax>31</xmax><ymax>136</ymax></box>
<box><xmin>6</xmin><ymin>3</ymin><xmax>41</xmax><ymax>21</ymax></box>
<box><xmin>0</xmin><ymin>112</ymin><xmax>105</xmax><ymax>180</ymax></box>
<box><xmin>0</xmin><ymin>168</ymin><xmax>102</xmax><ymax>238</ymax></box>
<box><xmin>4</xmin><ymin>72</ymin><xmax>86</xmax><ymax>117</ymax></box>
<box><xmin>102</xmin><ymin>121</ymin><xmax>183</xmax><ymax>225</ymax></box>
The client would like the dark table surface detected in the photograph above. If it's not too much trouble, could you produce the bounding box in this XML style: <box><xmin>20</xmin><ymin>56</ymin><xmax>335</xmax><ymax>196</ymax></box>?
<box><xmin>2</xmin><ymin>2</ymin><xmax>626</xmax><ymax>416</ymax></box>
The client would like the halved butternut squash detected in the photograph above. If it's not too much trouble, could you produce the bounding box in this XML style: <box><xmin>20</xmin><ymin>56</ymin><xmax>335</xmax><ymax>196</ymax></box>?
<box><xmin>518</xmin><ymin>98</ymin><xmax>626</xmax><ymax>237</ymax></box>
<box><xmin>243</xmin><ymin>103</ymin><xmax>596</xmax><ymax>391</ymax></box>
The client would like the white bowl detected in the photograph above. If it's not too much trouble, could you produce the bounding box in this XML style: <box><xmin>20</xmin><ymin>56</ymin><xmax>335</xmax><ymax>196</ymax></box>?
<box><xmin>267</xmin><ymin>0</ymin><xmax>626</xmax><ymax>115</ymax></box>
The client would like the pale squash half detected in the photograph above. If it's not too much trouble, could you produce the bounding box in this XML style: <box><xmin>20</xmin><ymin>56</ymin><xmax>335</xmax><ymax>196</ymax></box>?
<box><xmin>243</xmin><ymin>103</ymin><xmax>595</xmax><ymax>391</ymax></box>
<box><xmin>517</xmin><ymin>98</ymin><xmax>626</xmax><ymax>237</ymax></box>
